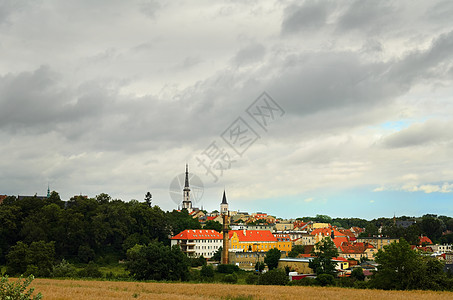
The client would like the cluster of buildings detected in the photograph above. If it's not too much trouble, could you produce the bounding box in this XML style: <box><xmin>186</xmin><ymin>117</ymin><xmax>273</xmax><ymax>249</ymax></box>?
<box><xmin>171</xmin><ymin>165</ymin><xmax>453</xmax><ymax>275</ymax></box>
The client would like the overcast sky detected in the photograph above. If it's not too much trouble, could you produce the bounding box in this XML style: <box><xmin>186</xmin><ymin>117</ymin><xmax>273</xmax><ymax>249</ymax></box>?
<box><xmin>1</xmin><ymin>0</ymin><xmax>453</xmax><ymax>219</ymax></box>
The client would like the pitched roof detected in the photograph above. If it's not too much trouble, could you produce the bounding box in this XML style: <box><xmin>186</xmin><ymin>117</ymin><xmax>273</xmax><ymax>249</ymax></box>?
<box><xmin>332</xmin><ymin>237</ymin><xmax>349</xmax><ymax>248</ymax></box>
<box><xmin>310</xmin><ymin>228</ymin><xmax>344</xmax><ymax>237</ymax></box>
<box><xmin>171</xmin><ymin>229</ymin><xmax>223</xmax><ymax>240</ymax></box>
<box><xmin>229</xmin><ymin>230</ymin><xmax>277</xmax><ymax>242</ymax></box>
<box><xmin>419</xmin><ymin>236</ymin><xmax>433</xmax><ymax>245</ymax></box>
<box><xmin>207</xmin><ymin>216</ymin><xmax>218</xmax><ymax>221</ymax></box>
<box><xmin>340</xmin><ymin>242</ymin><xmax>375</xmax><ymax>254</ymax></box>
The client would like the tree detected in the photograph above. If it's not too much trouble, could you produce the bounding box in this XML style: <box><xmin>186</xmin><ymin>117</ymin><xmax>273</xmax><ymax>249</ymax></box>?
<box><xmin>264</xmin><ymin>248</ymin><xmax>281</xmax><ymax>270</ymax></box>
<box><xmin>6</xmin><ymin>241</ymin><xmax>55</xmax><ymax>277</ymax></box>
<box><xmin>125</xmin><ymin>241</ymin><xmax>189</xmax><ymax>281</ymax></box>
<box><xmin>255</xmin><ymin>261</ymin><xmax>265</xmax><ymax>273</ymax></box>
<box><xmin>257</xmin><ymin>268</ymin><xmax>288</xmax><ymax>285</ymax></box>
<box><xmin>203</xmin><ymin>220</ymin><xmax>222</xmax><ymax>232</ymax></box>
<box><xmin>288</xmin><ymin>245</ymin><xmax>304</xmax><ymax>258</ymax></box>
<box><xmin>350</xmin><ymin>267</ymin><xmax>365</xmax><ymax>281</ymax></box>
<box><xmin>211</xmin><ymin>246</ymin><xmax>222</xmax><ymax>262</ymax></box>
<box><xmin>200</xmin><ymin>265</ymin><xmax>214</xmax><ymax>280</ymax></box>
<box><xmin>144</xmin><ymin>192</ymin><xmax>152</xmax><ymax>207</ymax></box>
<box><xmin>309</xmin><ymin>237</ymin><xmax>338</xmax><ymax>276</ymax></box>
<box><xmin>370</xmin><ymin>238</ymin><xmax>449</xmax><ymax>290</ymax></box>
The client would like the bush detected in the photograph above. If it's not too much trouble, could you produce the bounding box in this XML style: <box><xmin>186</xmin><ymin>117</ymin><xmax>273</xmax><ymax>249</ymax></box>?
<box><xmin>316</xmin><ymin>274</ymin><xmax>335</xmax><ymax>286</ymax></box>
<box><xmin>200</xmin><ymin>265</ymin><xmax>215</xmax><ymax>281</ymax></box>
<box><xmin>51</xmin><ymin>259</ymin><xmax>76</xmax><ymax>278</ymax></box>
<box><xmin>245</xmin><ymin>273</ymin><xmax>259</xmax><ymax>285</ymax></box>
<box><xmin>288</xmin><ymin>277</ymin><xmax>317</xmax><ymax>286</ymax></box>
<box><xmin>77</xmin><ymin>262</ymin><xmax>102</xmax><ymax>278</ymax></box>
<box><xmin>354</xmin><ymin>280</ymin><xmax>370</xmax><ymax>289</ymax></box>
<box><xmin>191</xmin><ymin>256</ymin><xmax>207</xmax><ymax>267</ymax></box>
<box><xmin>0</xmin><ymin>275</ymin><xmax>42</xmax><ymax>300</ymax></box>
<box><xmin>217</xmin><ymin>264</ymin><xmax>240</xmax><ymax>274</ymax></box>
<box><xmin>258</xmin><ymin>269</ymin><xmax>289</xmax><ymax>286</ymax></box>
<box><xmin>222</xmin><ymin>273</ymin><xmax>238</xmax><ymax>284</ymax></box>
<box><xmin>336</xmin><ymin>277</ymin><xmax>355</xmax><ymax>287</ymax></box>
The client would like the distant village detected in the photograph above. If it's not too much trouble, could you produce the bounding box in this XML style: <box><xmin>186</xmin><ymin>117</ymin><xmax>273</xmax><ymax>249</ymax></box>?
<box><xmin>170</xmin><ymin>165</ymin><xmax>453</xmax><ymax>277</ymax></box>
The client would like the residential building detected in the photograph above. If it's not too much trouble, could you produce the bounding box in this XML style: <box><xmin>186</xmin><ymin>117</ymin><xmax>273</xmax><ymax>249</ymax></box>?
<box><xmin>356</xmin><ymin>237</ymin><xmax>399</xmax><ymax>250</ymax></box>
<box><xmin>229</xmin><ymin>230</ymin><xmax>285</xmax><ymax>252</ymax></box>
<box><xmin>274</xmin><ymin>222</ymin><xmax>294</xmax><ymax>231</ymax></box>
<box><xmin>293</xmin><ymin>233</ymin><xmax>315</xmax><ymax>246</ymax></box>
<box><xmin>171</xmin><ymin>229</ymin><xmax>223</xmax><ymax>258</ymax></box>
<box><xmin>419</xmin><ymin>235</ymin><xmax>433</xmax><ymax>245</ymax></box>
<box><xmin>230</xmin><ymin>223</ymin><xmax>273</xmax><ymax>231</ymax></box>
<box><xmin>273</xmin><ymin>233</ymin><xmax>292</xmax><ymax>252</ymax></box>
<box><xmin>229</xmin><ymin>251</ymin><xmax>266</xmax><ymax>270</ymax></box>
<box><xmin>339</xmin><ymin>243</ymin><xmax>377</xmax><ymax>260</ymax></box>
<box><xmin>430</xmin><ymin>244</ymin><xmax>453</xmax><ymax>253</ymax></box>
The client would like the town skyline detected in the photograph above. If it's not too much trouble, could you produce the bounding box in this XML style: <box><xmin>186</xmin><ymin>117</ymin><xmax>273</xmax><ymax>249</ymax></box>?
<box><xmin>1</xmin><ymin>1</ymin><xmax>453</xmax><ymax>219</ymax></box>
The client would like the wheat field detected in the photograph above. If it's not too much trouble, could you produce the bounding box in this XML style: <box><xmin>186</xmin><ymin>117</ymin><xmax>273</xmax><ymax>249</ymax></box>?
<box><xmin>29</xmin><ymin>279</ymin><xmax>453</xmax><ymax>300</ymax></box>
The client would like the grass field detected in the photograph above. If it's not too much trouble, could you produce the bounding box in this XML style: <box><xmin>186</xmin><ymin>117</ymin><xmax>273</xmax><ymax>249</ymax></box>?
<box><xmin>29</xmin><ymin>279</ymin><xmax>453</xmax><ymax>300</ymax></box>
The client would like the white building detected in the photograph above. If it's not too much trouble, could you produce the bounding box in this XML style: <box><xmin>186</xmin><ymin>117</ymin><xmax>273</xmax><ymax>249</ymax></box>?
<box><xmin>171</xmin><ymin>229</ymin><xmax>223</xmax><ymax>258</ymax></box>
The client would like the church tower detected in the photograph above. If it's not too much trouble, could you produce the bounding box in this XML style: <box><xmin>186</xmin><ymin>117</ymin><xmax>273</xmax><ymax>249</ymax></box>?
<box><xmin>182</xmin><ymin>164</ymin><xmax>193</xmax><ymax>213</ymax></box>
<box><xmin>221</xmin><ymin>190</ymin><xmax>229</xmax><ymax>264</ymax></box>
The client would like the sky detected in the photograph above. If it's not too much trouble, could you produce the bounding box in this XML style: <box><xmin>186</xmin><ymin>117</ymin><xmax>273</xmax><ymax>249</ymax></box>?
<box><xmin>1</xmin><ymin>0</ymin><xmax>453</xmax><ymax>219</ymax></box>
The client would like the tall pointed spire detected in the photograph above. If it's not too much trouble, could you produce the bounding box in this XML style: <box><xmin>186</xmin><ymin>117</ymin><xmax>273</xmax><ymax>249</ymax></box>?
<box><xmin>221</xmin><ymin>190</ymin><xmax>228</xmax><ymax>204</ymax></box>
<box><xmin>47</xmin><ymin>184</ymin><xmax>50</xmax><ymax>198</ymax></box>
<box><xmin>184</xmin><ymin>163</ymin><xmax>189</xmax><ymax>188</ymax></box>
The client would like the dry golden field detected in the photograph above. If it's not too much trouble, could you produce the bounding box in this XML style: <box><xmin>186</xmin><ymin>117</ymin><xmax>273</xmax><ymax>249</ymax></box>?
<box><xmin>28</xmin><ymin>279</ymin><xmax>453</xmax><ymax>300</ymax></box>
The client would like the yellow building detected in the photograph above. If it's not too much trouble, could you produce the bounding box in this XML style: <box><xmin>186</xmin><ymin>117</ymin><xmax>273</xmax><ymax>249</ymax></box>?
<box><xmin>229</xmin><ymin>230</ymin><xmax>291</xmax><ymax>252</ymax></box>
<box><xmin>356</xmin><ymin>237</ymin><xmax>399</xmax><ymax>250</ymax></box>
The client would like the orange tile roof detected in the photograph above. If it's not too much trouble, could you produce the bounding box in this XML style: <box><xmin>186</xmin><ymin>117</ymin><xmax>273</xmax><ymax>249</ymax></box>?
<box><xmin>340</xmin><ymin>242</ymin><xmax>375</xmax><ymax>254</ymax></box>
<box><xmin>419</xmin><ymin>236</ymin><xmax>433</xmax><ymax>245</ymax></box>
<box><xmin>332</xmin><ymin>237</ymin><xmax>349</xmax><ymax>248</ymax></box>
<box><xmin>310</xmin><ymin>228</ymin><xmax>344</xmax><ymax>237</ymax></box>
<box><xmin>229</xmin><ymin>230</ymin><xmax>277</xmax><ymax>242</ymax></box>
<box><xmin>207</xmin><ymin>216</ymin><xmax>217</xmax><ymax>221</ymax></box>
<box><xmin>171</xmin><ymin>229</ymin><xmax>223</xmax><ymax>240</ymax></box>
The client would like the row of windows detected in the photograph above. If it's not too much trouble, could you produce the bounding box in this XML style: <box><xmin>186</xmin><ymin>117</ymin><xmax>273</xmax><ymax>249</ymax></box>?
<box><xmin>196</xmin><ymin>245</ymin><xmax>220</xmax><ymax>250</ymax></box>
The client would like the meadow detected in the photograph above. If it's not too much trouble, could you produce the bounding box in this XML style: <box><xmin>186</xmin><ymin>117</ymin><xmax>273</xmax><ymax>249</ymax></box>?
<box><xmin>30</xmin><ymin>279</ymin><xmax>453</xmax><ymax>300</ymax></box>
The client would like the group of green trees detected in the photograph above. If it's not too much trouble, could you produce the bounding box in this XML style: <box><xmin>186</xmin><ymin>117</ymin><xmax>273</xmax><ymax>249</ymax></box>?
<box><xmin>0</xmin><ymin>193</ymin><xmax>202</xmax><ymax>275</ymax></box>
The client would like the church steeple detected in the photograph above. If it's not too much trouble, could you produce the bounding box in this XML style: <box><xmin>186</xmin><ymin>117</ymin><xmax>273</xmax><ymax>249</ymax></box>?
<box><xmin>184</xmin><ymin>164</ymin><xmax>189</xmax><ymax>188</ymax></box>
<box><xmin>47</xmin><ymin>184</ymin><xmax>51</xmax><ymax>198</ymax></box>
<box><xmin>182</xmin><ymin>164</ymin><xmax>192</xmax><ymax>213</ymax></box>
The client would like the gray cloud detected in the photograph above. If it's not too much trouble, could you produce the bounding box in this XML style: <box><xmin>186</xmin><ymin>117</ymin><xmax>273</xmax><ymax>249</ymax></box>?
<box><xmin>381</xmin><ymin>120</ymin><xmax>453</xmax><ymax>148</ymax></box>
<box><xmin>281</xmin><ymin>1</ymin><xmax>329</xmax><ymax>34</ymax></box>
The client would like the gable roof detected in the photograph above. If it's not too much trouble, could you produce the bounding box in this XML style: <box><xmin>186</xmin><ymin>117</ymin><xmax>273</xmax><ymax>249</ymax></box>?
<box><xmin>171</xmin><ymin>229</ymin><xmax>223</xmax><ymax>240</ymax></box>
<box><xmin>332</xmin><ymin>237</ymin><xmax>349</xmax><ymax>248</ymax></box>
<box><xmin>229</xmin><ymin>230</ymin><xmax>277</xmax><ymax>242</ymax></box>
<box><xmin>419</xmin><ymin>236</ymin><xmax>433</xmax><ymax>245</ymax></box>
<box><xmin>340</xmin><ymin>242</ymin><xmax>375</xmax><ymax>254</ymax></box>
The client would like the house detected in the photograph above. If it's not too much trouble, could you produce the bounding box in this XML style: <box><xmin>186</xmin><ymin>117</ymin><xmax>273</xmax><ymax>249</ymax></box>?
<box><xmin>273</xmin><ymin>233</ymin><xmax>292</xmax><ymax>252</ymax></box>
<box><xmin>350</xmin><ymin>227</ymin><xmax>365</xmax><ymax>237</ymax></box>
<box><xmin>340</xmin><ymin>243</ymin><xmax>377</xmax><ymax>260</ymax></box>
<box><xmin>278</xmin><ymin>257</ymin><xmax>349</xmax><ymax>274</ymax></box>
<box><xmin>229</xmin><ymin>251</ymin><xmax>266</xmax><ymax>270</ymax></box>
<box><xmin>191</xmin><ymin>210</ymin><xmax>205</xmax><ymax>219</ymax></box>
<box><xmin>229</xmin><ymin>230</ymin><xmax>291</xmax><ymax>253</ymax></box>
<box><xmin>230</xmin><ymin>223</ymin><xmax>273</xmax><ymax>231</ymax></box>
<box><xmin>356</xmin><ymin>237</ymin><xmax>399</xmax><ymax>250</ymax></box>
<box><xmin>293</xmin><ymin>233</ymin><xmax>316</xmax><ymax>246</ymax></box>
<box><xmin>274</xmin><ymin>222</ymin><xmax>294</xmax><ymax>231</ymax></box>
<box><xmin>430</xmin><ymin>244</ymin><xmax>453</xmax><ymax>253</ymax></box>
<box><xmin>171</xmin><ymin>229</ymin><xmax>223</xmax><ymax>258</ymax></box>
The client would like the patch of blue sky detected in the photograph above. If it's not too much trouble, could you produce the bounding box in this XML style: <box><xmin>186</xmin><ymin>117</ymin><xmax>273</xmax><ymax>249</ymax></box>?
<box><xmin>257</xmin><ymin>186</ymin><xmax>453</xmax><ymax>220</ymax></box>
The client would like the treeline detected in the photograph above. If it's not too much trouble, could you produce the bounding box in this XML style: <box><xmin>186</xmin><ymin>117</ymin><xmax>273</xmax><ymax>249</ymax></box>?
<box><xmin>299</xmin><ymin>214</ymin><xmax>453</xmax><ymax>245</ymax></box>
<box><xmin>0</xmin><ymin>192</ymin><xmax>201</xmax><ymax>270</ymax></box>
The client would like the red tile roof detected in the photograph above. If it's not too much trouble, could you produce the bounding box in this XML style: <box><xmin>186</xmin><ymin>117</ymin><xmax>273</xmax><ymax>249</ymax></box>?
<box><xmin>229</xmin><ymin>230</ymin><xmax>277</xmax><ymax>242</ymax></box>
<box><xmin>310</xmin><ymin>228</ymin><xmax>344</xmax><ymax>237</ymax></box>
<box><xmin>207</xmin><ymin>216</ymin><xmax>217</xmax><ymax>221</ymax></box>
<box><xmin>419</xmin><ymin>236</ymin><xmax>433</xmax><ymax>245</ymax></box>
<box><xmin>171</xmin><ymin>229</ymin><xmax>223</xmax><ymax>240</ymax></box>
<box><xmin>340</xmin><ymin>242</ymin><xmax>375</xmax><ymax>254</ymax></box>
<box><xmin>332</xmin><ymin>237</ymin><xmax>349</xmax><ymax>248</ymax></box>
